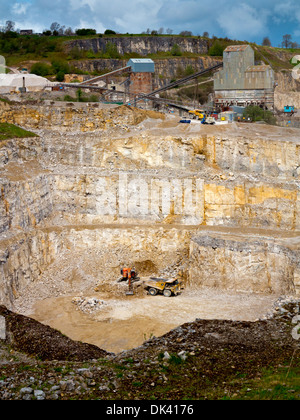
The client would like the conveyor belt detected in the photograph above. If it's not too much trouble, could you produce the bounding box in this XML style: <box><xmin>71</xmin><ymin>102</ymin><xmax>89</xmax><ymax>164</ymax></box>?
<box><xmin>137</xmin><ymin>62</ymin><xmax>223</xmax><ymax>101</ymax></box>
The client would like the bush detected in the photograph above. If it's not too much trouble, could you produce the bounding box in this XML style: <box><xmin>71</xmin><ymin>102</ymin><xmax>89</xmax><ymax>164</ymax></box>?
<box><xmin>63</xmin><ymin>94</ymin><xmax>75</xmax><ymax>102</ymax></box>
<box><xmin>171</xmin><ymin>44</ymin><xmax>182</xmax><ymax>56</ymax></box>
<box><xmin>30</xmin><ymin>62</ymin><xmax>53</xmax><ymax>77</ymax></box>
<box><xmin>56</xmin><ymin>71</ymin><xmax>65</xmax><ymax>82</ymax></box>
<box><xmin>68</xmin><ymin>47</ymin><xmax>86</xmax><ymax>60</ymax></box>
<box><xmin>208</xmin><ymin>41</ymin><xmax>225</xmax><ymax>56</ymax></box>
<box><xmin>86</xmin><ymin>49</ymin><xmax>96</xmax><ymax>58</ymax></box>
<box><xmin>75</xmin><ymin>28</ymin><xmax>96</xmax><ymax>36</ymax></box>
<box><xmin>51</xmin><ymin>59</ymin><xmax>70</xmax><ymax>74</ymax></box>
<box><xmin>243</xmin><ymin>105</ymin><xmax>277</xmax><ymax>125</ymax></box>
<box><xmin>103</xmin><ymin>41</ymin><xmax>120</xmax><ymax>59</ymax></box>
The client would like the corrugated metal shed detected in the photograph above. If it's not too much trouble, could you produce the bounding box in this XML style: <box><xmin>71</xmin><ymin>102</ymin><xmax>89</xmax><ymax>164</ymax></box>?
<box><xmin>127</xmin><ymin>59</ymin><xmax>155</xmax><ymax>73</ymax></box>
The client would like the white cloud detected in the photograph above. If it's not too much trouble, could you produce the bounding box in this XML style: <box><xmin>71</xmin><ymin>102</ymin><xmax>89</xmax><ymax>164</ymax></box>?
<box><xmin>0</xmin><ymin>0</ymin><xmax>299</xmax><ymax>44</ymax></box>
<box><xmin>11</xmin><ymin>2</ymin><xmax>29</xmax><ymax>15</ymax></box>
<box><xmin>78</xmin><ymin>19</ymin><xmax>106</xmax><ymax>33</ymax></box>
<box><xmin>217</xmin><ymin>3</ymin><xmax>269</xmax><ymax>39</ymax></box>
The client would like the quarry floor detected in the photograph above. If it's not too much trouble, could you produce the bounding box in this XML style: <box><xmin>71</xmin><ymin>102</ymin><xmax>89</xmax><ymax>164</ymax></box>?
<box><xmin>4</xmin><ymin>110</ymin><xmax>298</xmax><ymax>355</ymax></box>
<box><xmin>28</xmin><ymin>286</ymin><xmax>279</xmax><ymax>354</ymax></box>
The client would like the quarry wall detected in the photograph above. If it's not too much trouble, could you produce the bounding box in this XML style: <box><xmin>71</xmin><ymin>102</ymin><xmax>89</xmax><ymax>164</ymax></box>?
<box><xmin>0</xmin><ymin>103</ymin><xmax>299</xmax><ymax>309</ymax></box>
<box><xmin>189</xmin><ymin>230</ymin><xmax>300</xmax><ymax>295</ymax></box>
<box><xmin>71</xmin><ymin>56</ymin><xmax>221</xmax><ymax>88</ymax></box>
<box><xmin>65</xmin><ymin>36</ymin><xmax>209</xmax><ymax>56</ymax></box>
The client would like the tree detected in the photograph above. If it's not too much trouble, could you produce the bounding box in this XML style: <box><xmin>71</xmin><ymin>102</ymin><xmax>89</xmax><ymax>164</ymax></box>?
<box><xmin>30</xmin><ymin>62</ymin><xmax>53</xmax><ymax>77</ymax></box>
<box><xmin>51</xmin><ymin>59</ymin><xmax>70</xmax><ymax>74</ymax></box>
<box><xmin>58</xmin><ymin>25</ymin><xmax>65</xmax><ymax>36</ymax></box>
<box><xmin>208</xmin><ymin>40</ymin><xmax>225</xmax><ymax>56</ymax></box>
<box><xmin>282</xmin><ymin>34</ymin><xmax>292</xmax><ymax>48</ymax></box>
<box><xmin>56</xmin><ymin>71</ymin><xmax>65</xmax><ymax>82</ymax></box>
<box><xmin>5</xmin><ymin>21</ymin><xmax>15</xmax><ymax>32</ymax></box>
<box><xmin>104</xmin><ymin>29</ymin><xmax>116</xmax><ymax>35</ymax></box>
<box><xmin>50</xmin><ymin>22</ymin><xmax>60</xmax><ymax>33</ymax></box>
<box><xmin>203</xmin><ymin>31</ymin><xmax>209</xmax><ymax>38</ymax></box>
<box><xmin>104</xmin><ymin>41</ymin><xmax>121</xmax><ymax>58</ymax></box>
<box><xmin>179</xmin><ymin>30</ymin><xmax>193</xmax><ymax>36</ymax></box>
<box><xmin>64</xmin><ymin>27</ymin><xmax>74</xmax><ymax>36</ymax></box>
<box><xmin>262</xmin><ymin>37</ymin><xmax>271</xmax><ymax>46</ymax></box>
<box><xmin>166</xmin><ymin>28</ymin><xmax>173</xmax><ymax>35</ymax></box>
<box><xmin>76</xmin><ymin>88</ymin><xmax>83</xmax><ymax>102</ymax></box>
<box><xmin>75</xmin><ymin>28</ymin><xmax>96</xmax><ymax>36</ymax></box>
<box><xmin>243</xmin><ymin>105</ymin><xmax>276</xmax><ymax>125</ymax></box>
<box><xmin>171</xmin><ymin>43</ymin><xmax>182</xmax><ymax>56</ymax></box>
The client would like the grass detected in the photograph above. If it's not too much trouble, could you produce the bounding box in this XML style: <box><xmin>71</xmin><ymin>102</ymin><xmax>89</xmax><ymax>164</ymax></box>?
<box><xmin>0</xmin><ymin>123</ymin><xmax>37</xmax><ymax>141</ymax></box>
<box><xmin>0</xmin><ymin>347</ymin><xmax>298</xmax><ymax>400</ymax></box>
<box><xmin>1</xmin><ymin>33</ymin><xmax>298</xmax><ymax>73</ymax></box>
<box><xmin>232</xmin><ymin>361</ymin><xmax>300</xmax><ymax>400</ymax></box>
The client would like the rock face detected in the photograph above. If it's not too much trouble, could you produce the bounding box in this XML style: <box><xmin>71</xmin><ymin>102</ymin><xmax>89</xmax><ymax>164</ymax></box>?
<box><xmin>65</xmin><ymin>36</ymin><xmax>209</xmax><ymax>56</ymax></box>
<box><xmin>189</xmin><ymin>229</ymin><xmax>300</xmax><ymax>295</ymax></box>
<box><xmin>0</xmin><ymin>102</ymin><xmax>299</xmax><ymax>312</ymax></box>
<box><xmin>72</xmin><ymin>56</ymin><xmax>221</xmax><ymax>88</ymax></box>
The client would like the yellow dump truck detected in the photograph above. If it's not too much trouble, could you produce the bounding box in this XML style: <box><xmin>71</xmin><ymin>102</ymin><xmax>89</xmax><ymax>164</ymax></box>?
<box><xmin>144</xmin><ymin>277</ymin><xmax>182</xmax><ymax>297</ymax></box>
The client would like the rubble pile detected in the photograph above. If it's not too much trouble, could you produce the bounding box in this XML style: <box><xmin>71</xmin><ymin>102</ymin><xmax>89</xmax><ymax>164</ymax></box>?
<box><xmin>71</xmin><ymin>297</ymin><xmax>107</xmax><ymax>314</ymax></box>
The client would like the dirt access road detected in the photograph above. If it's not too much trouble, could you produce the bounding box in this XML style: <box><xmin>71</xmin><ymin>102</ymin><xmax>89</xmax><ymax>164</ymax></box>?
<box><xmin>30</xmin><ymin>286</ymin><xmax>279</xmax><ymax>354</ymax></box>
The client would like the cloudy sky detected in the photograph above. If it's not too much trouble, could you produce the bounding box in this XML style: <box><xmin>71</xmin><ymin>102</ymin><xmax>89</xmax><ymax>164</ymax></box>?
<box><xmin>1</xmin><ymin>0</ymin><xmax>300</xmax><ymax>46</ymax></box>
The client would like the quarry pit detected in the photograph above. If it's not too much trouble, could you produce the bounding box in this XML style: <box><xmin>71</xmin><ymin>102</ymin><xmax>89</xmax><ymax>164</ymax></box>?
<box><xmin>0</xmin><ymin>102</ymin><xmax>299</xmax><ymax>354</ymax></box>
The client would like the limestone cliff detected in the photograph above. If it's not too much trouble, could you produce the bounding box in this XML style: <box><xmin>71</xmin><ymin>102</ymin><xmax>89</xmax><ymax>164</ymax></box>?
<box><xmin>65</xmin><ymin>36</ymin><xmax>209</xmax><ymax>56</ymax></box>
<box><xmin>72</xmin><ymin>56</ymin><xmax>221</xmax><ymax>88</ymax></box>
<box><xmin>0</xmin><ymin>102</ymin><xmax>299</xmax><ymax>310</ymax></box>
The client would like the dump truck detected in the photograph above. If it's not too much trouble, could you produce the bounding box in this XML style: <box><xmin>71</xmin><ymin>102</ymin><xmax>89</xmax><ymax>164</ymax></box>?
<box><xmin>144</xmin><ymin>277</ymin><xmax>182</xmax><ymax>297</ymax></box>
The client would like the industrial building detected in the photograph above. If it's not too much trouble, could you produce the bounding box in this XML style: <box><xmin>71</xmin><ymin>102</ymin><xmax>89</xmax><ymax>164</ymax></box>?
<box><xmin>127</xmin><ymin>58</ymin><xmax>155</xmax><ymax>96</ymax></box>
<box><xmin>214</xmin><ymin>45</ymin><xmax>275</xmax><ymax>109</ymax></box>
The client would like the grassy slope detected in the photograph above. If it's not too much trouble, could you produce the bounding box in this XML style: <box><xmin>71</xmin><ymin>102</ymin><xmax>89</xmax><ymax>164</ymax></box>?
<box><xmin>1</xmin><ymin>34</ymin><xmax>299</xmax><ymax>73</ymax></box>
<box><xmin>0</xmin><ymin>123</ymin><xmax>37</xmax><ymax>140</ymax></box>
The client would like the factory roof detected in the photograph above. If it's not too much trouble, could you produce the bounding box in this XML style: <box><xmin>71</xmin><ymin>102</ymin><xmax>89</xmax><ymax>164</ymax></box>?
<box><xmin>224</xmin><ymin>45</ymin><xmax>251</xmax><ymax>52</ymax></box>
<box><xmin>127</xmin><ymin>58</ymin><xmax>155</xmax><ymax>73</ymax></box>
<box><xmin>127</xmin><ymin>59</ymin><xmax>154</xmax><ymax>64</ymax></box>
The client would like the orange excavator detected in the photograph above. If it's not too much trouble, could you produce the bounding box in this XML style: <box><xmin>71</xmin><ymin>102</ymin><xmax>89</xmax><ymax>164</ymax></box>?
<box><xmin>118</xmin><ymin>267</ymin><xmax>139</xmax><ymax>295</ymax></box>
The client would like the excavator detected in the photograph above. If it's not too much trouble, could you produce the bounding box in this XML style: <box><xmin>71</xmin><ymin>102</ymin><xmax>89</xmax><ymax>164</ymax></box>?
<box><xmin>188</xmin><ymin>109</ymin><xmax>215</xmax><ymax>124</ymax></box>
<box><xmin>188</xmin><ymin>109</ymin><xmax>205</xmax><ymax>120</ymax></box>
<box><xmin>118</xmin><ymin>267</ymin><xmax>139</xmax><ymax>295</ymax></box>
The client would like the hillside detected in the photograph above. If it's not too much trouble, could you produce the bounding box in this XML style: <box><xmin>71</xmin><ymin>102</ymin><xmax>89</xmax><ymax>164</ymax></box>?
<box><xmin>1</xmin><ymin>32</ymin><xmax>298</xmax><ymax>78</ymax></box>
<box><xmin>0</xmin><ymin>52</ymin><xmax>299</xmax><ymax>401</ymax></box>
<box><xmin>0</xmin><ymin>299</ymin><xmax>299</xmax><ymax>400</ymax></box>
<box><xmin>1</xmin><ymin>33</ymin><xmax>299</xmax><ymax>109</ymax></box>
